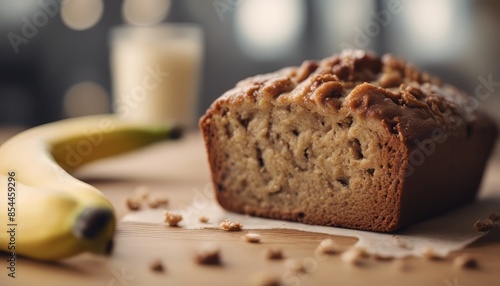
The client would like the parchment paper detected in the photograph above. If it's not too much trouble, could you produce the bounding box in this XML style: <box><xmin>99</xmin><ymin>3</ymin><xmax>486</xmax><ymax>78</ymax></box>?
<box><xmin>122</xmin><ymin>196</ymin><xmax>500</xmax><ymax>258</ymax></box>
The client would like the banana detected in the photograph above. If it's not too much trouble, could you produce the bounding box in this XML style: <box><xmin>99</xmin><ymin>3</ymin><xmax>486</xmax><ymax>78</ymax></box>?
<box><xmin>0</xmin><ymin>177</ymin><xmax>112</xmax><ymax>260</ymax></box>
<box><xmin>0</xmin><ymin>115</ymin><xmax>181</xmax><ymax>260</ymax></box>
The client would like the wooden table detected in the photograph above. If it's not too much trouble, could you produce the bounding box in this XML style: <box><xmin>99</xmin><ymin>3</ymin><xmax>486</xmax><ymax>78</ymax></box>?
<box><xmin>1</xmin><ymin>130</ymin><xmax>500</xmax><ymax>286</ymax></box>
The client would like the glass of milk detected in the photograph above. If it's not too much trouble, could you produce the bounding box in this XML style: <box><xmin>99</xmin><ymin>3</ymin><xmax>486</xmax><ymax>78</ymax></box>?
<box><xmin>110</xmin><ymin>24</ymin><xmax>203</xmax><ymax>129</ymax></box>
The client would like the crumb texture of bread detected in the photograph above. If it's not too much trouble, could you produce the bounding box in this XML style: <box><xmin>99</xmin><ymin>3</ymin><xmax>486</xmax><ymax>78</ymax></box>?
<box><xmin>149</xmin><ymin>259</ymin><xmax>165</xmax><ymax>272</ymax></box>
<box><xmin>219</xmin><ymin>219</ymin><xmax>243</xmax><ymax>231</ymax></box>
<box><xmin>195</xmin><ymin>244</ymin><xmax>221</xmax><ymax>265</ymax></box>
<box><xmin>315</xmin><ymin>239</ymin><xmax>341</xmax><ymax>255</ymax></box>
<box><xmin>453</xmin><ymin>254</ymin><xmax>478</xmax><ymax>269</ymax></box>
<box><xmin>125</xmin><ymin>197</ymin><xmax>141</xmax><ymax>211</ymax></box>
<box><xmin>200</xmin><ymin>50</ymin><xmax>498</xmax><ymax>232</ymax></box>
<box><xmin>265</xmin><ymin>247</ymin><xmax>283</xmax><ymax>260</ymax></box>
<box><xmin>473</xmin><ymin>218</ymin><xmax>496</xmax><ymax>232</ymax></box>
<box><xmin>243</xmin><ymin>233</ymin><xmax>261</xmax><ymax>243</ymax></box>
<box><xmin>163</xmin><ymin>211</ymin><xmax>183</xmax><ymax>226</ymax></box>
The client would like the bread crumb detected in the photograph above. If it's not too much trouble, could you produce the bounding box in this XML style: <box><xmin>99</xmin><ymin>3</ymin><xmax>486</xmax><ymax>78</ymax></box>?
<box><xmin>148</xmin><ymin>197</ymin><xmax>169</xmax><ymax>209</ymax></box>
<box><xmin>149</xmin><ymin>259</ymin><xmax>165</xmax><ymax>272</ymax></box>
<box><xmin>422</xmin><ymin>247</ymin><xmax>444</xmax><ymax>260</ymax></box>
<box><xmin>453</xmin><ymin>254</ymin><xmax>478</xmax><ymax>269</ymax></box>
<box><xmin>284</xmin><ymin>259</ymin><xmax>307</xmax><ymax>273</ymax></box>
<box><xmin>244</xmin><ymin>233</ymin><xmax>261</xmax><ymax>243</ymax></box>
<box><xmin>341</xmin><ymin>248</ymin><xmax>367</xmax><ymax>266</ymax></box>
<box><xmin>164</xmin><ymin>211</ymin><xmax>183</xmax><ymax>226</ymax></box>
<box><xmin>198</xmin><ymin>216</ymin><xmax>209</xmax><ymax>223</ymax></box>
<box><xmin>125</xmin><ymin>197</ymin><xmax>141</xmax><ymax>211</ymax></box>
<box><xmin>265</xmin><ymin>247</ymin><xmax>283</xmax><ymax>260</ymax></box>
<box><xmin>219</xmin><ymin>219</ymin><xmax>243</xmax><ymax>231</ymax></box>
<box><xmin>473</xmin><ymin>218</ymin><xmax>495</xmax><ymax>232</ymax></box>
<box><xmin>315</xmin><ymin>239</ymin><xmax>340</xmax><ymax>255</ymax></box>
<box><xmin>250</xmin><ymin>273</ymin><xmax>281</xmax><ymax>286</ymax></box>
<box><xmin>195</xmin><ymin>244</ymin><xmax>221</xmax><ymax>265</ymax></box>
<box><xmin>489</xmin><ymin>213</ymin><xmax>500</xmax><ymax>223</ymax></box>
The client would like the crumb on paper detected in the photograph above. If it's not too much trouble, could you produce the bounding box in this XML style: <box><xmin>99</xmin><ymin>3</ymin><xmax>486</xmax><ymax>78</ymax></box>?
<box><xmin>341</xmin><ymin>248</ymin><xmax>367</xmax><ymax>266</ymax></box>
<box><xmin>489</xmin><ymin>213</ymin><xmax>500</xmax><ymax>223</ymax></box>
<box><xmin>422</xmin><ymin>247</ymin><xmax>444</xmax><ymax>260</ymax></box>
<box><xmin>164</xmin><ymin>211</ymin><xmax>183</xmax><ymax>226</ymax></box>
<box><xmin>220</xmin><ymin>219</ymin><xmax>243</xmax><ymax>231</ymax></box>
<box><xmin>195</xmin><ymin>244</ymin><xmax>221</xmax><ymax>265</ymax></box>
<box><xmin>250</xmin><ymin>273</ymin><xmax>281</xmax><ymax>286</ymax></box>
<box><xmin>125</xmin><ymin>197</ymin><xmax>141</xmax><ymax>211</ymax></box>
<box><xmin>244</xmin><ymin>233</ymin><xmax>261</xmax><ymax>243</ymax></box>
<box><xmin>149</xmin><ymin>259</ymin><xmax>165</xmax><ymax>272</ymax></box>
<box><xmin>315</xmin><ymin>238</ymin><xmax>341</xmax><ymax>255</ymax></box>
<box><xmin>473</xmin><ymin>218</ymin><xmax>495</xmax><ymax>232</ymax></box>
<box><xmin>284</xmin><ymin>259</ymin><xmax>308</xmax><ymax>273</ymax></box>
<box><xmin>266</xmin><ymin>248</ymin><xmax>283</xmax><ymax>260</ymax></box>
<box><xmin>148</xmin><ymin>197</ymin><xmax>169</xmax><ymax>209</ymax></box>
<box><xmin>453</xmin><ymin>254</ymin><xmax>478</xmax><ymax>269</ymax></box>
<box><xmin>199</xmin><ymin>216</ymin><xmax>209</xmax><ymax>223</ymax></box>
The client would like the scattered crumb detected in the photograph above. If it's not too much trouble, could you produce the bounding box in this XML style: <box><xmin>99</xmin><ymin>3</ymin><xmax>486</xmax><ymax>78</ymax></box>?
<box><xmin>195</xmin><ymin>244</ymin><xmax>221</xmax><ymax>265</ymax></box>
<box><xmin>341</xmin><ymin>248</ymin><xmax>367</xmax><ymax>266</ymax></box>
<box><xmin>284</xmin><ymin>259</ymin><xmax>307</xmax><ymax>273</ymax></box>
<box><xmin>265</xmin><ymin>247</ymin><xmax>283</xmax><ymax>260</ymax></box>
<box><xmin>473</xmin><ymin>218</ymin><xmax>495</xmax><ymax>232</ymax></box>
<box><xmin>149</xmin><ymin>259</ymin><xmax>165</xmax><ymax>272</ymax></box>
<box><xmin>219</xmin><ymin>219</ymin><xmax>243</xmax><ymax>231</ymax></box>
<box><xmin>198</xmin><ymin>216</ymin><xmax>209</xmax><ymax>223</ymax></box>
<box><xmin>134</xmin><ymin>186</ymin><xmax>150</xmax><ymax>200</ymax></box>
<box><xmin>125</xmin><ymin>197</ymin><xmax>141</xmax><ymax>211</ymax></box>
<box><xmin>148</xmin><ymin>197</ymin><xmax>169</xmax><ymax>209</ymax></box>
<box><xmin>244</xmin><ymin>233</ymin><xmax>261</xmax><ymax>243</ymax></box>
<box><xmin>315</xmin><ymin>238</ymin><xmax>341</xmax><ymax>255</ymax></box>
<box><xmin>130</xmin><ymin>186</ymin><xmax>169</xmax><ymax>210</ymax></box>
<box><xmin>489</xmin><ymin>213</ymin><xmax>500</xmax><ymax>223</ymax></box>
<box><xmin>422</xmin><ymin>247</ymin><xmax>444</xmax><ymax>260</ymax></box>
<box><xmin>164</xmin><ymin>211</ymin><xmax>183</xmax><ymax>226</ymax></box>
<box><xmin>453</xmin><ymin>254</ymin><xmax>478</xmax><ymax>269</ymax></box>
<box><xmin>250</xmin><ymin>273</ymin><xmax>281</xmax><ymax>286</ymax></box>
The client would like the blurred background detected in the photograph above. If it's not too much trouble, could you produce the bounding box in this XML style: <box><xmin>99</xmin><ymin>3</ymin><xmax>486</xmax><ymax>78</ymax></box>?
<box><xmin>0</xmin><ymin>0</ymin><xmax>499</xmax><ymax>128</ymax></box>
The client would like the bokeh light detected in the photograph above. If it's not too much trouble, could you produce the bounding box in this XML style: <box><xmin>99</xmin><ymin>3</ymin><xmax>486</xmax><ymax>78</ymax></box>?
<box><xmin>234</xmin><ymin>0</ymin><xmax>306</xmax><ymax>60</ymax></box>
<box><xmin>63</xmin><ymin>82</ymin><xmax>109</xmax><ymax>117</ymax></box>
<box><xmin>61</xmin><ymin>0</ymin><xmax>104</xmax><ymax>31</ymax></box>
<box><xmin>122</xmin><ymin>0</ymin><xmax>171</xmax><ymax>26</ymax></box>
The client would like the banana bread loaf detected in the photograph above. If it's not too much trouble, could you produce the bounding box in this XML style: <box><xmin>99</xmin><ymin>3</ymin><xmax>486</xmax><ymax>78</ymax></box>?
<box><xmin>199</xmin><ymin>50</ymin><xmax>497</xmax><ymax>232</ymax></box>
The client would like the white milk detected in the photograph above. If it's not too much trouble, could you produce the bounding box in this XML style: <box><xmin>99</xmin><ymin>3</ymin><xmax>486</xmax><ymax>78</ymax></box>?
<box><xmin>110</xmin><ymin>24</ymin><xmax>203</xmax><ymax>128</ymax></box>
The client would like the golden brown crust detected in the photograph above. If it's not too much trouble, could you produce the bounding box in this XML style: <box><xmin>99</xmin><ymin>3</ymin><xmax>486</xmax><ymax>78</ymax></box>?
<box><xmin>205</xmin><ymin>50</ymin><xmax>474</xmax><ymax>146</ymax></box>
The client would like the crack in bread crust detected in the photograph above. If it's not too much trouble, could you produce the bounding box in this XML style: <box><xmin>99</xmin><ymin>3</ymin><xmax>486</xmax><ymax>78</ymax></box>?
<box><xmin>200</xmin><ymin>50</ymin><xmax>497</xmax><ymax>232</ymax></box>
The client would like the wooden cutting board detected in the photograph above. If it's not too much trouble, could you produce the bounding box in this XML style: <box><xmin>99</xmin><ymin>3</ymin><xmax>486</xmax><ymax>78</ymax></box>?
<box><xmin>2</xmin><ymin>131</ymin><xmax>500</xmax><ymax>286</ymax></box>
